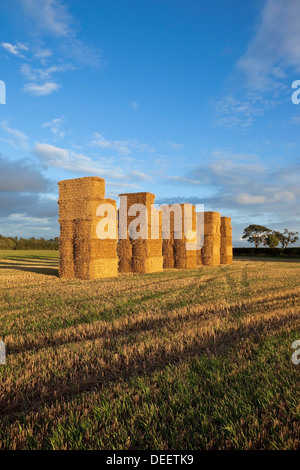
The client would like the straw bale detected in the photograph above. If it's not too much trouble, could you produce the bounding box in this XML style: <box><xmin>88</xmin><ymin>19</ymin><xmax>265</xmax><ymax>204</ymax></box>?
<box><xmin>145</xmin><ymin>257</ymin><xmax>163</xmax><ymax>273</ymax></box>
<box><xmin>204</xmin><ymin>223</ymin><xmax>221</xmax><ymax>235</ymax></box>
<box><xmin>162</xmin><ymin>239</ymin><xmax>174</xmax><ymax>269</ymax></box>
<box><xmin>119</xmin><ymin>192</ymin><xmax>156</xmax><ymax>208</ymax></box>
<box><xmin>204</xmin><ymin>211</ymin><xmax>221</xmax><ymax>225</ymax></box>
<box><xmin>59</xmin><ymin>259</ymin><xmax>75</xmax><ymax>279</ymax></box>
<box><xmin>196</xmin><ymin>249</ymin><xmax>202</xmax><ymax>266</ymax></box>
<box><xmin>117</xmin><ymin>240</ymin><xmax>133</xmax><ymax>273</ymax></box>
<box><xmin>59</xmin><ymin>197</ymin><xmax>116</xmax><ymax>222</ymax></box>
<box><xmin>75</xmin><ymin>258</ymin><xmax>118</xmax><ymax>280</ymax></box>
<box><xmin>220</xmin><ymin>216</ymin><xmax>233</xmax><ymax>265</ymax></box>
<box><xmin>74</xmin><ymin>239</ymin><xmax>117</xmax><ymax>261</ymax></box>
<box><xmin>132</xmin><ymin>256</ymin><xmax>163</xmax><ymax>274</ymax></box>
<box><xmin>58</xmin><ymin>177</ymin><xmax>105</xmax><ymax>200</ymax></box>
<box><xmin>201</xmin><ymin>255</ymin><xmax>220</xmax><ymax>266</ymax></box>
<box><xmin>59</xmin><ymin>220</ymin><xmax>74</xmax><ymax>239</ymax></box>
<box><xmin>132</xmin><ymin>240</ymin><xmax>162</xmax><ymax>258</ymax></box>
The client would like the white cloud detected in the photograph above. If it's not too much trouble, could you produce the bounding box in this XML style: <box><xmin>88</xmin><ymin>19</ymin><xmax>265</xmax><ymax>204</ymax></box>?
<box><xmin>235</xmin><ymin>193</ymin><xmax>266</xmax><ymax>205</ymax></box>
<box><xmin>90</xmin><ymin>132</ymin><xmax>153</xmax><ymax>155</ymax></box>
<box><xmin>213</xmin><ymin>94</ymin><xmax>265</xmax><ymax>128</ymax></box>
<box><xmin>42</xmin><ymin>117</ymin><xmax>65</xmax><ymax>138</ymax></box>
<box><xmin>23</xmin><ymin>81</ymin><xmax>60</xmax><ymax>96</ymax></box>
<box><xmin>18</xmin><ymin>0</ymin><xmax>101</xmax><ymax>67</ymax></box>
<box><xmin>34</xmin><ymin>48</ymin><xmax>53</xmax><ymax>59</ymax></box>
<box><xmin>0</xmin><ymin>121</ymin><xmax>29</xmax><ymax>149</ymax></box>
<box><xmin>34</xmin><ymin>142</ymin><xmax>151</xmax><ymax>182</ymax></box>
<box><xmin>237</xmin><ymin>0</ymin><xmax>300</xmax><ymax>89</ymax></box>
<box><xmin>19</xmin><ymin>0</ymin><xmax>72</xmax><ymax>37</ymax></box>
<box><xmin>21</xmin><ymin>63</ymin><xmax>74</xmax><ymax>82</ymax></box>
<box><xmin>273</xmin><ymin>191</ymin><xmax>295</xmax><ymax>203</ymax></box>
<box><xmin>130</xmin><ymin>101</ymin><xmax>139</xmax><ymax>109</ymax></box>
<box><xmin>165</xmin><ymin>141</ymin><xmax>184</xmax><ymax>150</ymax></box>
<box><xmin>1</xmin><ymin>41</ymin><xmax>28</xmax><ymax>57</ymax></box>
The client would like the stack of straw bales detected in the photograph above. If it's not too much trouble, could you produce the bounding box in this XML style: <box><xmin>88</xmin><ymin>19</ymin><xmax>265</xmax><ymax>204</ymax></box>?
<box><xmin>58</xmin><ymin>177</ymin><xmax>118</xmax><ymax>280</ymax></box>
<box><xmin>201</xmin><ymin>211</ymin><xmax>221</xmax><ymax>266</ymax></box>
<box><xmin>117</xmin><ymin>239</ymin><xmax>133</xmax><ymax>273</ymax></box>
<box><xmin>173</xmin><ymin>204</ymin><xmax>197</xmax><ymax>269</ymax></box>
<box><xmin>220</xmin><ymin>216</ymin><xmax>233</xmax><ymax>264</ymax></box>
<box><xmin>196</xmin><ymin>245</ymin><xmax>203</xmax><ymax>266</ymax></box>
<box><xmin>161</xmin><ymin>205</ymin><xmax>174</xmax><ymax>269</ymax></box>
<box><xmin>118</xmin><ymin>192</ymin><xmax>163</xmax><ymax>274</ymax></box>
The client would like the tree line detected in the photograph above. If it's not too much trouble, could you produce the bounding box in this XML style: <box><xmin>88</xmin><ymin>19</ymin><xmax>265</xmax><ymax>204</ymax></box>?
<box><xmin>242</xmin><ymin>226</ymin><xmax>299</xmax><ymax>248</ymax></box>
<box><xmin>0</xmin><ymin>235</ymin><xmax>59</xmax><ymax>250</ymax></box>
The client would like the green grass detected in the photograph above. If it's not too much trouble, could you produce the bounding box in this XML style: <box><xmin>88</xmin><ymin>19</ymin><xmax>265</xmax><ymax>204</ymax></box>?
<box><xmin>44</xmin><ymin>331</ymin><xmax>299</xmax><ymax>450</ymax></box>
<box><xmin>0</xmin><ymin>250</ymin><xmax>59</xmax><ymax>259</ymax></box>
<box><xmin>0</xmin><ymin>257</ymin><xmax>299</xmax><ymax>449</ymax></box>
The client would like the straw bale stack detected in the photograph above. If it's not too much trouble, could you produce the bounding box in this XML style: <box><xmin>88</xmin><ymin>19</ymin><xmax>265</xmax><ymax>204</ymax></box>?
<box><xmin>118</xmin><ymin>192</ymin><xmax>163</xmax><ymax>273</ymax></box>
<box><xmin>201</xmin><ymin>211</ymin><xmax>221</xmax><ymax>266</ymax></box>
<box><xmin>161</xmin><ymin>205</ymin><xmax>174</xmax><ymax>269</ymax></box>
<box><xmin>220</xmin><ymin>216</ymin><xmax>233</xmax><ymax>264</ymax></box>
<box><xmin>162</xmin><ymin>239</ymin><xmax>174</xmax><ymax>269</ymax></box>
<box><xmin>117</xmin><ymin>239</ymin><xmax>132</xmax><ymax>273</ymax></box>
<box><xmin>172</xmin><ymin>204</ymin><xmax>197</xmax><ymax>269</ymax></box>
<box><xmin>58</xmin><ymin>177</ymin><xmax>118</xmax><ymax>280</ymax></box>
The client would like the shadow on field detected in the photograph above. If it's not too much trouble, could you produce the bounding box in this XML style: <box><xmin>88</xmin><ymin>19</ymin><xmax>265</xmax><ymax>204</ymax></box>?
<box><xmin>0</xmin><ymin>259</ymin><xmax>59</xmax><ymax>277</ymax></box>
<box><xmin>3</xmin><ymin>287</ymin><xmax>299</xmax><ymax>421</ymax></box>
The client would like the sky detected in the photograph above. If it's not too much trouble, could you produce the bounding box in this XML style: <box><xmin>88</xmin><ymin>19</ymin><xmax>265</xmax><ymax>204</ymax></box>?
<box><xmin>0</xmin><ymin>0</ymin><xmax>299</xmax><ymax>246</ymax></box>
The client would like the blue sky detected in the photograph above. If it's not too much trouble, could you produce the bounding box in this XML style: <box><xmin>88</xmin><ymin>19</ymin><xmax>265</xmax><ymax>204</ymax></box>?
<box><xmin>0</xmin><ymin>0</ymin><xmax>299</xmax><ymax>246</ymax></box>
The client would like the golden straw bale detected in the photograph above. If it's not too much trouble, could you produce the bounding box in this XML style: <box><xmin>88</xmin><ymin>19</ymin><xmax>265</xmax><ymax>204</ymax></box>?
<box><xmin>162</xmin><ymin>239</ymin><xmax>174</xmax><ymax>269</ymax></box>
<box><xmin>58</xmin><ymin>176</ymin><xmax>105</xmax><ymax>200</ymax></box>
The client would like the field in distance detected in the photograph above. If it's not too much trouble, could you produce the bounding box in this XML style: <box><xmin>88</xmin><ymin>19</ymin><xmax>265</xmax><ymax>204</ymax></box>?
<box><xmin>0</xmin><ymin>252</ymin><xmax>299</xmax><ymax>450</ymax></box>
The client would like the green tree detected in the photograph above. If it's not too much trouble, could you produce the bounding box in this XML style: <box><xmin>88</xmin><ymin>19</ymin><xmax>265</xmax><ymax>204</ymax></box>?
<box><xmin>242</xmin><ymin>225</ymin><xmax>271</xmax><ymax>248</ymax></box>
<box><xmin>274</xmin><ymin>229</ymin><xmax>299</xmax><ymax>248</ymax></box>
<box><xmin>264</xmin><ymin>233</ymin><xmax>279</xmax><ymax>248</ymax></box>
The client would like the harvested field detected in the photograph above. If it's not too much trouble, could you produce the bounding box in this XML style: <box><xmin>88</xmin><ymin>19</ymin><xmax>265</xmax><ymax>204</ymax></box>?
<box><xmin>0</xmin><ymin>252</ymin><xmax>299</xmax><ymax>450</ymax></box>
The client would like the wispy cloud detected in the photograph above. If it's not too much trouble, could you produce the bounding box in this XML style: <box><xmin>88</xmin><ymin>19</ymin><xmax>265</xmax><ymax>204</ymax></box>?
<box><xmin>23</xmin><ymin>81</ymin><xmax>60</xmax><ymax>96</ymax></box>
<box><xmin>2</xmin><ymin>1</ymin><xmax>101</xmax><ymax>97</ymax></box>
<box><xmin>1</xmin><ymin>41</ymin><xmax>28</xmax><ymax>57</ymax></box>
<box><xmin>237</xmin><ymin>0</ymin><xmax>300</xmax><ymax>90</ymax></box>
<box><xmin>165</xmin><ymin>141</ymin><xmax>185</xmax><ymax>150</ymax></box>
<box><xmin>33</xmin><ymin>48</ymin><xmax>53</xmax><ymax>59</ymax></box>
<box><xmin>130</xmin><ymin>101</ymin><xmax>139</xmax><ymax>109</ymax></box>
<box><xmin>42</xmin><ymin>117</ymin><xmax>65</xmax><ymax>138</ymax></box>
<box><xmin>18</xmin><ymin>0</ymin><xmax>101</xmax><ymax>67</ymax></box>
<box><xmin>89</xmin><ymin>132</ymin><xmax>153</xmax><ymax>155</ymax></box>
<box><xmin>162</xmin><ymin>150</ymin><xmax>300</xmax><ymax>225</ymax></box>
<box><xmin>33</xmin><ymin>142</ymin><xmax>151</xmax><ymax>182</ymax></box>
<box><xmin>213</xmin><ymin>94</ymin><xmax>265</xmax><ymax>128</ymax></box>
<box><xmin>0</xmin><ymin>121</ymin><xmax>30</xmax><ymax>149</ymax></box>
<box><xmin>19</xmin><ymin>0</ymin><xmax>73</xmax><ymax>37</ymax></box>
<box><xmin>20</xmin><ymin>63</ymin><xmax>74</xmax><ymax>82</ymax></box>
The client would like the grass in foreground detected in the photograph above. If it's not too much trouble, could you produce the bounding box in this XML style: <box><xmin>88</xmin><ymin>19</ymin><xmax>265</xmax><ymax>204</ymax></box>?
<box><xmin>0</xmin><ymin>256</ymin><xmax>299</xmax><ymax>449</ymax></box>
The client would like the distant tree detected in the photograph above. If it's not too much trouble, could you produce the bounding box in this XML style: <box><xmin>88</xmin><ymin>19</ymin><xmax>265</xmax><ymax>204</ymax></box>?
<box><xmin>0</xmin><ymin>235</ymin><xmax>16</xmax><ymax>250</ymax></box>
<box><xmin>273</xmin><ymin>229</ymin><xmax>299</xmax><ymax>248</ymax></box>
<box><xmin>242</xmin><ymin>225</ymin><xmax>271</xmax><ymax>248</ymax></box>
<box><xmin>264</xmin><ymin>233</ymin><xmax>279</xmax><ymax>248</ymax></box>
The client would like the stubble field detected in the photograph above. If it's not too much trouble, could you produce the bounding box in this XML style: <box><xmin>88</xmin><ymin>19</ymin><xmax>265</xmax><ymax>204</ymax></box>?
<box><xmin>0</xmin><ymin>251</ymin><xmax>299</xmax><ymax>450</ymax></box>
